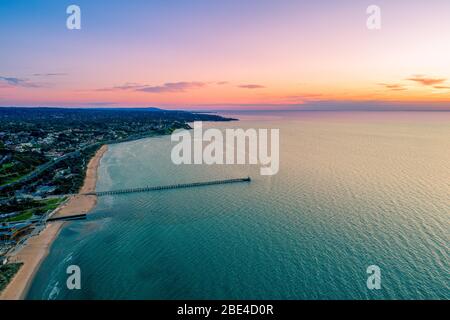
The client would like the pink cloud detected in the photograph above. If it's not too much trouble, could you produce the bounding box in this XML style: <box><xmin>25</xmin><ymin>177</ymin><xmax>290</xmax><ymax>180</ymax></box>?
<box><xmin>407</xmin><ymin>75</ymin><xmax>446</xmax><ymax>86</ymax></box>
<box><xmin>238</xmin><ymin>84</ymin><xmax>265</xmax><ymax>89</ymax></box>
<box><xmin>137</xmin><ymin>82</ymin><xmax>206</xmax><ymax>93</ymax></box>
<box><xmin>377</xmin><ymin>83</ymin><xmax>407</xmax><ymax>91</ymax></box>
<box><xmin>95</xmin><ymin>81</ymin><xmax>206</xmax><ymax>93</ymax></box>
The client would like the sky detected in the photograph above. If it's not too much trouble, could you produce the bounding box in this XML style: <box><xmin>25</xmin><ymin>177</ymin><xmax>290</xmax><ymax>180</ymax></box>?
<box><xmin>1</xmin><ymin>0</ymin><xmax>450</xmax><ymax>110</ymax></box>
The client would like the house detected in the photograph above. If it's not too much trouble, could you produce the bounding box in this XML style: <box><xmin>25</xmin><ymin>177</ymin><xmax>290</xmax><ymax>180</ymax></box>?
<box><xmin>33</xmin><ymin>185</ymin><xmax>57</xmax><ymax>197</ymax></box>
<box><xmin>0</xmin><ymin>222</ymin><xmax>33</xmax><ymax>244</ymax></box>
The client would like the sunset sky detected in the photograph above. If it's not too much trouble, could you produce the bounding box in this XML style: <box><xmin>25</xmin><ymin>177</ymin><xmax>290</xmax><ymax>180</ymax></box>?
<box><xmin>1</xmin><ymin>0</ymin><xmax>450</xmax><ymax>110</ymax></box>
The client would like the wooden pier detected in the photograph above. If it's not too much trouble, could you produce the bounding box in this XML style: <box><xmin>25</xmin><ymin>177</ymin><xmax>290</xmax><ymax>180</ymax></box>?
<box><xmin>83</xmin><ymin>177</ymin><xmax>251</xmax><ymax>197</ymax></box>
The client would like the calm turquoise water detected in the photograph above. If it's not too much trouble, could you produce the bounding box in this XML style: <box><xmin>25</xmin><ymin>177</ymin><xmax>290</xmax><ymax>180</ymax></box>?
<box><xmin>27</xmin><ymin>111</ymin><xmax>449</xmax><ymax>299</ymax></box>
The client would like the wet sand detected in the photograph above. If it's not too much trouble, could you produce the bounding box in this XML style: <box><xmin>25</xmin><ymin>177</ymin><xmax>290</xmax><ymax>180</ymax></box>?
<box><xmin>52</xmin><ymin>145</ymin><xmax>108</xmax><ymax>219</ymax></box>
<box><xmin>0</xmin><ymin>145</ymin><xmax>108</xmax><ymax>300</ymax></box>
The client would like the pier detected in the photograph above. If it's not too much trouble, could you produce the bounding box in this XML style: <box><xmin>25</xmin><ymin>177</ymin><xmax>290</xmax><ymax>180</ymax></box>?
<box><xmin>47</xmin><ymin>214</ymin><xmax>87</xmax><ymax>222</ymax></box>
<box><xmin>83</xmin><ymin>177</ymin><xmax>251</xmax><ymax>197</ymax></box>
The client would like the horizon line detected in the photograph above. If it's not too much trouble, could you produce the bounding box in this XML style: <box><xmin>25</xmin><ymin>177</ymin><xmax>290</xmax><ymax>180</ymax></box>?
<box><xmin>1</xmin><ymin>105</ymin><xmax>450</xmax><ymax>112</ymax></box>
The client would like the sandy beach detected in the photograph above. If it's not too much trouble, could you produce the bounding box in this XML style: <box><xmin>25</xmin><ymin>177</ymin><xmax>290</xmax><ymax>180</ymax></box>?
<box><xmin>0</xmin><ymin>145</ymin><xmax>108</xmax><ymax>300</ymax></box>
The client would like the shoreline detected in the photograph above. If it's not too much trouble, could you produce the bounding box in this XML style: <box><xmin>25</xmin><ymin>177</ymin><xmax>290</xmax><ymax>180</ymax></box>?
<box><xmin>0</xmin><ymin>145</ymin><xmax>108</xmax><ymax>300</ymax></box>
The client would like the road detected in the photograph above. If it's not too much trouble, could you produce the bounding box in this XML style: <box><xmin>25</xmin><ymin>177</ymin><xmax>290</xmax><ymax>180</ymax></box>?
<box><xmin>0</xmin><ymin>132</ymin><xmax>155</xmax><ymax>192</ymax></box>
<box><xmin>0</xmin><ymin>144</ymin><xmax>98</xmax><ymax>191</ymax></box>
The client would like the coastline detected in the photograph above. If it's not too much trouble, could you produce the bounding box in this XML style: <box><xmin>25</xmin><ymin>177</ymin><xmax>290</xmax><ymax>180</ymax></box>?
<box><xmin>0</xmin><ymin>145</ymin><xmax>108</xmax><ymax>300</ymax></box>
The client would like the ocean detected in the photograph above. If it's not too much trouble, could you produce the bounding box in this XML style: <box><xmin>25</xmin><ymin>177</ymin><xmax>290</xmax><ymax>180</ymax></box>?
<box><xmin>27</xmin><ymin>111</ymin><xmax>449</xmax><ymax>299</ymax></box>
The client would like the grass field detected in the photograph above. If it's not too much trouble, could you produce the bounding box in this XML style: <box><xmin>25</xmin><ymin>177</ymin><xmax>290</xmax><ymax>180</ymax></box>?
<box><xmin>1</xmin><ymin>197</ymin><xmax>66</xmax><ymax>223</ymax></box>
<box><xmin>0</xmin><ymin>263</ymin><xmax>23</xmax><ymax>293</ymax></box>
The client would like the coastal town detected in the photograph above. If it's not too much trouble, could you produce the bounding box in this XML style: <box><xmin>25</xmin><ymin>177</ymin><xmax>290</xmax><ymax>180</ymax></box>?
<box><xmin>0</xmin><ymin>107</ymin><xmax>234</xmax><ymax>297</ymax></box>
